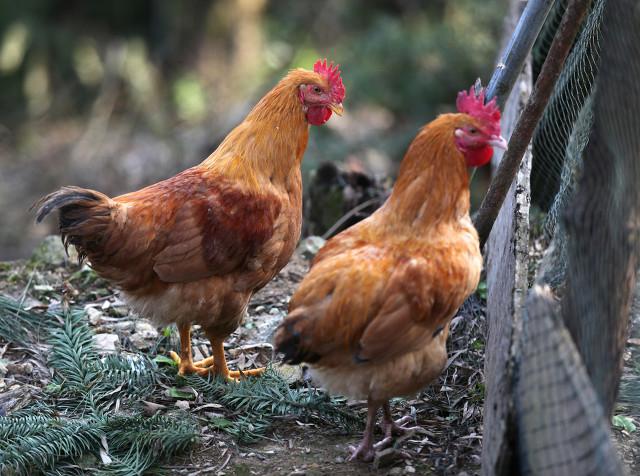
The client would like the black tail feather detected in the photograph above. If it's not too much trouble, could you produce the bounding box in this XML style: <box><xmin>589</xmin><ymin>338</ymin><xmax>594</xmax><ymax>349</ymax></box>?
<box><xmin>33</xmin><ymin>187</ymin><xmax>104</xmax><ymax>223</ymax></box>
<box><xmin>32</xmin><ymin>186</ymin><xmax>112</xmax><ymax>262</ymax></box>
<box><xmin>274</xmin><ymin>314</ymin><xmax>322</xmax><ymax>365</ymax></box>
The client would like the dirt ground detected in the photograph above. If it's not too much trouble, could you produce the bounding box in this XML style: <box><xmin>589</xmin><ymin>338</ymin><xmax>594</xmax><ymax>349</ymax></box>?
<box><xmin>1</xmin><ymin>236</ymin><xmax>637</xmax><ymax>475</ymax></box>
<box><xmin>0</xmin><ymin>238</ymin><xmax>486</xmax><ymax>475</ymax></box>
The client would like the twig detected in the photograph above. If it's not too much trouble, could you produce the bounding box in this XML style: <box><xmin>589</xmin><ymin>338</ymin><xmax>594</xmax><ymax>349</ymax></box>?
<box><xmin>473</xmin><ymin>0</ymin><xmax>591</xmax><ymax>249</ymax></box>
<box><xmin>321</xmin><ymin>198</ymin><xmax>381</xmax><ymax>239</ymax></box>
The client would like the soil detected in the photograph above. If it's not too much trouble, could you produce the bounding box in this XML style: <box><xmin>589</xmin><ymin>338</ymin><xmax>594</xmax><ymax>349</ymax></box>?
<box><xmin>1</xmin><ymin>235</ymin><xmax>637</xmax><ymax>475</ymax></box>
<box><xmin>0</xmin><ymin>238</ymin><xmax>485</xmax><ymax>475</ymax></box>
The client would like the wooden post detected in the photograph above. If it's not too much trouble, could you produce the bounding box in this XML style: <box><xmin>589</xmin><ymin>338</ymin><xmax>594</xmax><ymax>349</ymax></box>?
<box><xmin>481</xmin><ymin>2</ymin><xmax>532</xmax><ymax>474</ymax></box>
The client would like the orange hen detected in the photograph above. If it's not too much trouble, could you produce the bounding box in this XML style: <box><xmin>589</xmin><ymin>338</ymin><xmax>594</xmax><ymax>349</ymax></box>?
<box><xmin>35</xmin><ymin>60</ymin><xmax>345</xmax><ymax>381</ymax></box>
<box><xmin>275</xmin><ymin>86</ymin><xmax>505</xmax><ymax>460</ymax></box>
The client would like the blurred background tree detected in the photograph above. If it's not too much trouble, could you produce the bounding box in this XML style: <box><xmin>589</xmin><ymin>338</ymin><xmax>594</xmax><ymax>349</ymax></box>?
<box><xmin>0</xmin><ymin>0</ymin><xmax>506</xmax><ymax>259</ymax></box>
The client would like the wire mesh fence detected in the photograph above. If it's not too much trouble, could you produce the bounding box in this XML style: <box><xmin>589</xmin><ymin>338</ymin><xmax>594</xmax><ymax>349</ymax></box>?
<box><xmin>484</xmin><ymin>0</ymin><xmax>639</xmax><ymax>473</ymax></box>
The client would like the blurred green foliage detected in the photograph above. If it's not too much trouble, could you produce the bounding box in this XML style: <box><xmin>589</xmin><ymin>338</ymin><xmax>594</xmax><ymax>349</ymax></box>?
<box><xmin>0</xmin><ymin>0</ymin><xmax>506</xmax><ymax>258</ymax></box>
<box><xmin>0</xmin><ymin>0</ymin><xmax>505</xmax><ymax>132</ymax></box>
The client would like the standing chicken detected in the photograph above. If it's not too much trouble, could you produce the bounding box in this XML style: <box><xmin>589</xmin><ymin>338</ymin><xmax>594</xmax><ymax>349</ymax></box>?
<box><xmin>275</xmin><ymin>86</ymin><xmax>505</xmax><ymax>460</ymax></box>
<box><xmin>35</xmin><ymin>59</ymin><xmax>345</xmax><ymax>381</ymax></box>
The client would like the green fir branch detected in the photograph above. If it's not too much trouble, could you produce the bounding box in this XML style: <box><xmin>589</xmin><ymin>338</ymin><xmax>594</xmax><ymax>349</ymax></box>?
<box><xmin>182</xmin><ymin>367</ymin><xmax>359</xmax><ymax>441</ymax></box>
<box><xmin>0</xmin><ymin>293</ymin><xmax>360</xmax><ymax>473</ymax></box>
<box><xmin>0</xmin><ymin>415</ymin><xmax>103</xmax><ymax>475</ymax></box>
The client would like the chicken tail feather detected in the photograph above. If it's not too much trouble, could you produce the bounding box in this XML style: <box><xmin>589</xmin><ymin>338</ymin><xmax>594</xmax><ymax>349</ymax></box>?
<box><xmin>32</xmin><ymin>186</ymin><xmax>115</xmax><ymax>263</ymax></box>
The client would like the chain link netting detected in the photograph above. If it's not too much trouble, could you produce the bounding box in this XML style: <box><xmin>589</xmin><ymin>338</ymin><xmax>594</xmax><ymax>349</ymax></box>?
<box><xmin>530</xmin><ymin>0</ymin><xmax>602</xmax><ymax>212</ymax></box>
<box><xmin>513</xmin><ymin>0</ymin><xmax>639</xmax><ymax>472</ymax></box>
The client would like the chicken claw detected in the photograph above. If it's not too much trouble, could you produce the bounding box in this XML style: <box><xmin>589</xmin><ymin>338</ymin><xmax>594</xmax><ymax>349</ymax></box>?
<box><xmin>168</xmin><ymin>351</ymin><xmax>212</xmax><ymax>376</ymax></box>
<box><xmin>346</xmin><ymin>402</ymin><xmax>419</xmax><ymax>463</ymax></box>
<box><xmin>169</xmin><ymin>325</ymin><xmax>265</xmax><ymax>380</ymax></box>
<box><xmin>381</xmin><ymin>407</ymin><xmax>420</xmax><ymax>439</ymax></box>
<box><xmin>207</xmin><ymin>335</ymin><xmax>265</xmax><ymax>381</ymax></box>
<box><xmin>348</xmin><ymin>441</ymin><xmax>376</xmax><ymax>462</ymax></box>
<box><xmin>169</xmin><ymin>351</ymin><xmax>265</xmax><ymax>380</ymax></box>
<box><xmin>193</xmin><ymin>356</ymin><xmax>215</xmax><ymax>368</ymax></box>
<box><xmin>228</xmin><ymin>368</ymin><xmax>266</xmax><ymax>378</ymax></box>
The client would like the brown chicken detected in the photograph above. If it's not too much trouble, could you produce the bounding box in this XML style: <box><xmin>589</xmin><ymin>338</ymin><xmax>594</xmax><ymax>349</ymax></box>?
<box><xmin>35</xmin><ymin>59</ymin><xmax>345</xmax><ymax>381</ymax></box>
<box><xmin>275</xmin><ymin>86</ymin><xmax>505</xmax><ymax>460</ymax></box>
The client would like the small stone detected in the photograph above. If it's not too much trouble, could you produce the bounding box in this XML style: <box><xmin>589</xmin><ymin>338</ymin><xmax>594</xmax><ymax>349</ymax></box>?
<box><xmin>175</xmin><ymin>400</ymin><xmax>190</xmax><ymax>410</ymax></box>
<box><xmin>334</xmin><ymin>456</ymin><xmax>344</xmax><ymax>463</ymax></box>
<box><xmin>93</xmin><ymin>333</ymin><xmax>119</xmax><ymax>353</ymax></box>
<box><xmin>111</xmin><ymin>321</ymin><xmax>135</xmax><ymax>332</ymax></box>
<box><xmin>110</xmin><ymin>306</ymin><xmax>130</xmax><ymax>317</ymax></box>
<box><xmin>273</xmin><ymin>364</ymin><xmax>304</xmax><ymax>384</ymax></box>
<box><xmin>135</xmin><ymin>320</ymin><xmax>159</xmax><ymax>339</ymax></box>
<box><xmin>374</xmin><ymin>446</ymin><xmax>405</xmax><ymax>467</ymax></box>
<box><xmin>388</xmin><ymin>468</ymin><xmax>402</xmax><ymax>476</ymax></box>
<box><xmin>129</xmin><ymin>333</ymin><xmax>150</xmax><ymax>350</ymax></box>
<box><xmin>296</xmin><ymin>236</ymin><xmax>326</xmax><ymax>259</ymax></box>
<box><xmin>404</xmin><ymin>465</ymin><xmax>416</xmax><ymax>474</ymax></box>
<box><xmin>86</xmin><ymin>307</ymin><xmax>103</xmax><ymax>325</ymax></box>
<box><xmin>129</xmin><ymin>320</ymin><xmax>160</xmax><ymax>349</ymax></box>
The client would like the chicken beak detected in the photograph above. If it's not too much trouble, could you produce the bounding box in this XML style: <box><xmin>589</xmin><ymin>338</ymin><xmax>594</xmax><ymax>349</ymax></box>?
<box><xmin>488</xmin><ymin>135</ymin><xmax>508</xmax><ymax>151</ymax></box>
<box><xmin>329</xmin><ymin>103</ymin><xmax>344</xmax><ymax>116</ymax></box>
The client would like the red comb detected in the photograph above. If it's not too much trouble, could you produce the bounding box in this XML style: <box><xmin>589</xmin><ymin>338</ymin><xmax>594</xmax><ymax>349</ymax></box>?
<box><xmin>456</xmin><ymin>86</ymin><xmax>501</xmax><ymax>134</ymax></box>
<box><xmin>314</xmin><ymin>59</ymin><xmax>345</xmax><ymax>103</ymax></box>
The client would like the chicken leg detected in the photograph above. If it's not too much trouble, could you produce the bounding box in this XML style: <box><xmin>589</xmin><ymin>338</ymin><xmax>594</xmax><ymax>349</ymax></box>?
<box><xmin>374</xmin><ymin>402</ymin><xmax>420</xmax><ymax>451</ymax></box>
<box><xmin>348</xmin><ymin>400</ymin><xmax>418</xmax><ymax>462</ymax></box>
<box><xmin>206</xmin><ymin>333</ymin><xmax>265</xmax><ymax>381</ymax></box>
<box><xmin>348</xmin><ymin>400</ymin><xmax>379</xmax><ymax>462</ymax></box>
<box><xmin>169</xmin><ymin>324</ymin><xmax>265</xmax><ymax>380</ymax></box>
<box><xmin>168</xmin><ymin>323</ymin><xmax>211</xmax><ymax>376</ymax></box>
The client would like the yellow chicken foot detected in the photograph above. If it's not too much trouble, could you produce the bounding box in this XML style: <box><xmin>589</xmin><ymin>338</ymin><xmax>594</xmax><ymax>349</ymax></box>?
<box><xmin>168</xmin><ymin>323</ymin><xmax>213</xmax><ymax>376</ymax></box>
<box><xmin>193</xmin><ymin>356</ymin><xmax>215</xmax><ymax>368</ymax></box>
<box><xmin>207</xmin><ymin>335</ymin><xmax>266</xmax><ymax>382</ymax></box>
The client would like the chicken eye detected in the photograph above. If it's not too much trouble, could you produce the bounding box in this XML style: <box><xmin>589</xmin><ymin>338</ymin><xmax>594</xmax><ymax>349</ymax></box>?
<box><xmin>313</xmin><ymin>86</ymin><xmax>322</xmax><ymax>94</ymax></box>
<box><xmin>468</xmin><ymin>127</ymin><xmax>478</xmax><ymax>134</ymax></box>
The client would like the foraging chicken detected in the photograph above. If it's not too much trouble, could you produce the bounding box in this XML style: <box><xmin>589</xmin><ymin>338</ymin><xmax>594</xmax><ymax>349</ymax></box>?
<box><xmin>275</xmin><ymin>86</ymin><xmax>505</xmax><ymax>461</ymax></box>
<box><xmin>34</xmin><ymin>59</ymin><xmax>345</xmax><ymax>381</ymax></box>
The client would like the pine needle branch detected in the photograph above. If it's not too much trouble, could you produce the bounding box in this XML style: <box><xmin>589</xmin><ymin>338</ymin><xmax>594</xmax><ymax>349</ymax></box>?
<box><xmin>182</xmin><ymin>367</ymin><xmax>360</xmax><ymax>442</ymax></box>
<box><xmin>0</xmin><ymin>415</ymin><xmax>103</xmax><ymax>475</ymax></box>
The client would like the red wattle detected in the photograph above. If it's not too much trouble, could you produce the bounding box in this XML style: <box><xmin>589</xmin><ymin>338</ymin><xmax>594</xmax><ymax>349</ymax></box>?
<box><xmin>306</xmin><ymin>106</ymin><xmax>332</xmax><ymax>126</ymax></box>
<box><xmin>465</xmin><ymin>146</ymin><xmax>494</xmax><ymax>167</ymax></box>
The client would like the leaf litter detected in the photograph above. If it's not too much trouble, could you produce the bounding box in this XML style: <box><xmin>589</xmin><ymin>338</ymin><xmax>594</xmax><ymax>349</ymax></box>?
<box><xmin>0</xmin><ymin>236</ymin><xmax>515</xmax><ymax>475</ymax></box>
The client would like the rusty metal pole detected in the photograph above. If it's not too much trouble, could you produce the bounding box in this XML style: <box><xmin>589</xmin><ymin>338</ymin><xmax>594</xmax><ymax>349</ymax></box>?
<box><xmin>474</xmin><ymin>0</ymin><xmax>590</xmax><ymax>249</ymax></box>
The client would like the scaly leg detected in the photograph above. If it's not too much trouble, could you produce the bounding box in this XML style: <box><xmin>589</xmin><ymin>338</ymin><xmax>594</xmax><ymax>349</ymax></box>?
<box><xmin>207</xmin><ymin>334</ymin><xmax>265</xmax><ymax>381</ymax></box>
<box><xmin>168</xmin><ymin>323</ymin><xmax>211</xmax><ymax>376</ymax></box>
<box><xmin>194</xmin><ymin>356</ymin><xmax>215</xmax><ymax>368</ymax></box>
<box><xmin>348</xmin><ymin>400</ymin><xmax>379</xmax><ymax>462</ymax></box>
<box><xmin>374</xmin><ymin>402</ymin><xmax>420</xmax><ymax>451</ymax></box>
